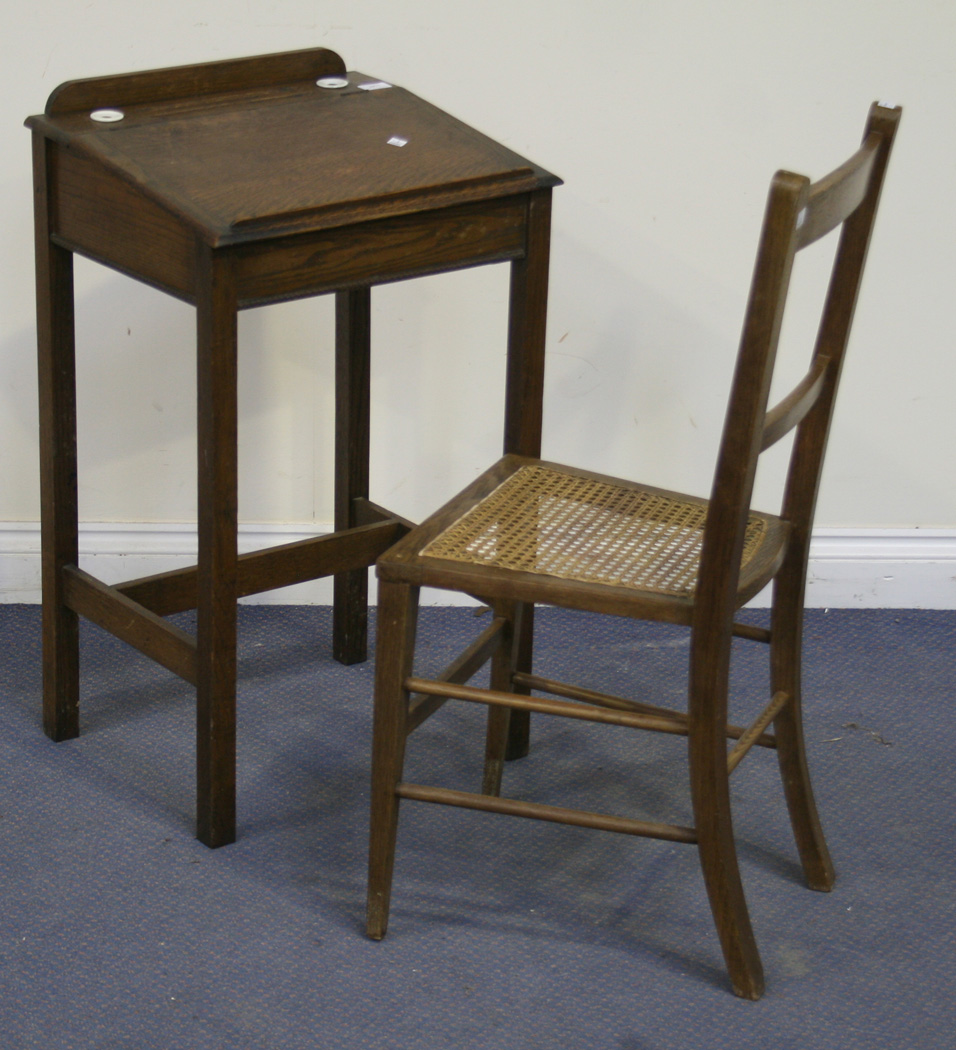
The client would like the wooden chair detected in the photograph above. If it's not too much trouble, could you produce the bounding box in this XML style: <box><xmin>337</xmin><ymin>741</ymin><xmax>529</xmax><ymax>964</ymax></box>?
<box><xmin>366</xmin><ymin>103</ymin><xmax>901</xmax><ymax>998</ymax></box>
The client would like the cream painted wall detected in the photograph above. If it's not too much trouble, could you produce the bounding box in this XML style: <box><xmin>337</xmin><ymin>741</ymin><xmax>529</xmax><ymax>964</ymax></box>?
<box><xmin>2</xmin><ymin>2</ymin><xmax>953</xmax><ymax>548</ymax></box>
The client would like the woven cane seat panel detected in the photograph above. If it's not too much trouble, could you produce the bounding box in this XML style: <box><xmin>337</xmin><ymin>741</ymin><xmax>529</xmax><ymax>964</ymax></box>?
<box><xmin>421</xmin><ymin>466</ymin><xmax>768</xmax><ymax>597</ymax></box>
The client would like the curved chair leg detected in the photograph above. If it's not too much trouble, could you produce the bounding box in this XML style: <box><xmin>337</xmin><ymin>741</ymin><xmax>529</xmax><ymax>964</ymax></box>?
<box><xmin>771</xmin><ymin>583</ymin><xmax>835</xmax><ymax>891</ymax></box>
<box><xmin>689</xmin><ymin>635</ymin><xmax>764</xmax><ymax>1000</ymax></box>
<box><xmin>367</xmin><ymin>580</ymin><xmax>420</xmax><ymax>940</ymax></box>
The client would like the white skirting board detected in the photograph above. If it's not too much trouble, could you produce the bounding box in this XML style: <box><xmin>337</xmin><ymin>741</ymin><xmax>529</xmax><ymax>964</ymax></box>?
<box><xmin>1</xmin><ymin>522</ymin><xmax>954</xmax><ymax>608</ymax></box>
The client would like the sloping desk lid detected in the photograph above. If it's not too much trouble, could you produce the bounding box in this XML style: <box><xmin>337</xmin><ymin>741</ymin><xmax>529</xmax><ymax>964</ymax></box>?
<box><xmin>27</xmin><ymin>49</ymin><xmax>560</xmax><ymax>246</ymax></box>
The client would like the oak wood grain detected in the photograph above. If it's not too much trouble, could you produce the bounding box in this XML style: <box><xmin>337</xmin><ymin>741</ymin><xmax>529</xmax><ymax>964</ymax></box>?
<box><xmin>367</xmin><ymin>104</ymin><xmax>902</xmax><ymax>1000</ymax></box>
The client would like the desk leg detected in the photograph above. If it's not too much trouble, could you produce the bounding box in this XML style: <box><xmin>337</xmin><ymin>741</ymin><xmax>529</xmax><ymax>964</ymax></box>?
<box><xmin>333</xmin><ymin>287</ymin><xmax>371</xmax><ymax>665</ymax></box>
<box><xmin>33</xmin><ymin>132</ymin><xmax>80</xmax><ymax>742</ymax></box>
<box><xmin>503</xmin><ymin>189</ymin><xmax>553</xmax><ymax>759</ymax></box>
<box><xmin>195</xmin><ymin>251</ymin><xmax>239</xmax><ymax>848</ymax></box>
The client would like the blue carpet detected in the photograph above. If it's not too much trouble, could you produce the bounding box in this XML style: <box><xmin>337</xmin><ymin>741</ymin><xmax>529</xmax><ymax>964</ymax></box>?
<box><xmin>0</xmin><ymin>605</ymin><xmax>953</xmax><ymax>1049</ymax></box>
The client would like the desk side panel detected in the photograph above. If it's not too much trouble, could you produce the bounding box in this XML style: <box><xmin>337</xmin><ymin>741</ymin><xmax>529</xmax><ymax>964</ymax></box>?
<box><xmin>52</xmin><ymin>144</ymin><xmax>197</xmax><ymax>300</ymax></box>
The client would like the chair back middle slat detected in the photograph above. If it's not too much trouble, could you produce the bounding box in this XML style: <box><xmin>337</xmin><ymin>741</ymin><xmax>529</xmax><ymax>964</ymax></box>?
<box><xmin>760</xmin><ymin>353</ymin><xmax>831</xmax><ymax>451</ymax></box>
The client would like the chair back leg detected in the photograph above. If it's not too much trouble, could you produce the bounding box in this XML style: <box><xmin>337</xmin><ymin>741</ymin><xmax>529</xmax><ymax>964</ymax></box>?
<box><xmin>771</xmin><ymin>570</ymin><xmax>835</xmax><ymax>890</ymax></box>
<box><xmin>482</xmin><ymin>599</ymin><xmax>523</xmax><ymax>796</ymax></box>
<box><xmin>689</xmin><ymin>627</ymin><xmax>765</xmax><ymax>999</ymax></box>
<box><xmin>483</xmin><ymin>600</ymin><xmax>535</xmax><ymax>793</ymax></box>
<box><xmin>503</xmin><ymin>602</ymin><xmax>537</xmax><ymax>759</ymax></box>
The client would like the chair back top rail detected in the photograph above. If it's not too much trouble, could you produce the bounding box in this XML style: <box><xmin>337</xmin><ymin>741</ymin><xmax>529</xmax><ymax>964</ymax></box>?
<box><xmin>795</xmin><ymin>132</ymin><xmax>881</xmax><ymax>249</ymax></box>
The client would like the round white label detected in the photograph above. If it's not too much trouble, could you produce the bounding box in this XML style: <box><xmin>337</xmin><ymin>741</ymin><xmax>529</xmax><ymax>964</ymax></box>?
<box><xmin>90</xmin><ymin>108</ymin><xmax>125</xmax><ymax>123</ymax></box>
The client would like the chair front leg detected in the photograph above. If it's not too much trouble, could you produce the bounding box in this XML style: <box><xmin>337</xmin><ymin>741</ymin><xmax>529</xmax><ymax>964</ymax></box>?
<box><xmin>367</xmin><ymin>579</ymin><xmax>420</xmax><ymax>939</ymax></box>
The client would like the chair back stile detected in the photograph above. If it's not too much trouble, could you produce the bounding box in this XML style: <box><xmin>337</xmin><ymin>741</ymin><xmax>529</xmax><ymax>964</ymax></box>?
<box><xmin>691</xmin><ymin>169</ymin><xmax>806</xmax><ymax>672</ymax></box>
<box><xmin>685</xmin><ymin>166</ymin><xmax>809</xmax><ymax>995</ymax></box>
<box><xmin>686</xmin><ymin>110</ymin><xmax>899</xmax><ymax>976</ymax></box>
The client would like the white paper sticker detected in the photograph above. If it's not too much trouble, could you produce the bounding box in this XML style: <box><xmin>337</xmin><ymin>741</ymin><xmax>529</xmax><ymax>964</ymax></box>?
<box><xmin>387</xmin><ymin>136</ymin><xmax>408</xmax><ymax>148</ymax></box>
<box><xmin>359</xmin><ymin>81</ymin><xmax>392</xmax><ymax>91</ymax></box>
<box><xmin>90</xmin><ymin>108</ymin><xmax>124</xmax><ymax>123</ymax></box>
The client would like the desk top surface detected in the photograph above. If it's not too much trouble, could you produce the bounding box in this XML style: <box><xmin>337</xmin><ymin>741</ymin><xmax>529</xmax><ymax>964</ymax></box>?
<box><xmin>27</xmin><ymin>48</ymin><xmax>560</xmax><ymax>246</ymax></box>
